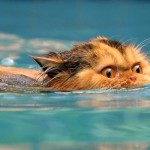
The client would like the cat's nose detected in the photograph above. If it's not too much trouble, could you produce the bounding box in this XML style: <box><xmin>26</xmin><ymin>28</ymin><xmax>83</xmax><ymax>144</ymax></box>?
<box><xmin>128</xmin><ymin>76</ymin><xmax>137</xmax><ymax>81</ymax></box>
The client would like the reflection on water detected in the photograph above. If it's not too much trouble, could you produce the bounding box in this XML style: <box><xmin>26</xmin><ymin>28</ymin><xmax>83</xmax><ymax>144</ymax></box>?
<box><xmin>0</xmin><ymin>33</ymin><xmax>150</xmax><ymax>150</ymax></box>
<box><xmin>0</xmin><ymin>87</ymin><xmax>150</xmax><ymax>150</ymax></box>
<box><xmin>0</xmin><ymin>143</ymin><xmax>149</xmax><ymax>150</ymax></box>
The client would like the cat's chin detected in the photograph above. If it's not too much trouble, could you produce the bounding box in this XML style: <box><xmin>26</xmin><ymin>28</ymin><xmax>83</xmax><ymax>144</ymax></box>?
<box><xmin>117</xmin><ymin>80</ymin><xmax>150</xmax><ymax>89</ymax></box>
<box><xmin>122</xmin><ymin>84</ymin><xmax>147</xmax><ymax>89</ymax></box>
<box><xmin>103</xmin><ymin>77</ymin><xmax>150</xmax><ymax>89</ymax></box>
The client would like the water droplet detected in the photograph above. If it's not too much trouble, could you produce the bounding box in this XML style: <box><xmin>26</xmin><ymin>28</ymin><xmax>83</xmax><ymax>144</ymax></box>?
<box><xmin>1</xmin><ymin>57</ymin><xmax>16</xmax><ymax>66</ymax></box>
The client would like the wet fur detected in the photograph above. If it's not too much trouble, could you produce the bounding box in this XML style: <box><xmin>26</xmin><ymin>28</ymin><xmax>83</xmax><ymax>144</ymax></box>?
<box><xmin>31</xmin><ymin>37</ymin><xmax>150</xmax><ymax>90</ymax></box>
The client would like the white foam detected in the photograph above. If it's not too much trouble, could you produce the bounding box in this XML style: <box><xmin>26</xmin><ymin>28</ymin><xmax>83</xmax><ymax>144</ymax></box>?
<box><xmin>1</xmin><ymin>57</ymin><xmax>16</xmax><ymax>66</ymax></box>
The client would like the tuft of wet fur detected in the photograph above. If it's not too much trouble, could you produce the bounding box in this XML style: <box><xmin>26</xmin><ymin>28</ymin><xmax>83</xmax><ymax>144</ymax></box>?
<box><xmin>32</xmin><ymin>37</ymin><xmax>150</xmax><ymax>91</ymax></box>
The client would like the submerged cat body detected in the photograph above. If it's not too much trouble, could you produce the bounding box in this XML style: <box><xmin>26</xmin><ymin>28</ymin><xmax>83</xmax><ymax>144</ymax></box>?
<box><xmin>1</xmin><ymin>36</ymin><xmax>150</xmax><ymax>91</ymax></box>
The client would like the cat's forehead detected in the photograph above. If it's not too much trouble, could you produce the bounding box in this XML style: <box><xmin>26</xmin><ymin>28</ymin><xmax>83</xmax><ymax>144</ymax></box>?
<box><xmin>88</xmin><ymin>38</ymin><xmax>146</xmax><ymax>69</ymax></box>
<box><xmin>91</xmin><ymin>36</ymin><xmax>126</xmax><ymax>53</ymax></box>
<box><xmin>91</xmin><ymin>42</ymin><xmax>126</xmax><ymax>69</ymax></box>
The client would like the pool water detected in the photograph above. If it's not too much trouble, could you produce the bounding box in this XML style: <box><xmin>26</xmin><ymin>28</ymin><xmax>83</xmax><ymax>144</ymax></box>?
<box><xmin>0</xmin><ymin>1</ymin><xmax>150</xmax><ymax>150</ymax></box>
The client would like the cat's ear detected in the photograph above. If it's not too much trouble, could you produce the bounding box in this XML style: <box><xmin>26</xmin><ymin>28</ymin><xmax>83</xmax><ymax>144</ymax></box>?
<box><xmin>31</xmin><ymin>55</ymin><xmax>63</xmax><ymax>70</ymax></box>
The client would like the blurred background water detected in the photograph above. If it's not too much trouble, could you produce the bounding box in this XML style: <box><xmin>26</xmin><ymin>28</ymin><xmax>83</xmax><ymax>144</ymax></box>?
<box><xmin>0</xmin><ymin>0</ymin><xmax>150</xmax><ymax>150</ymax></box>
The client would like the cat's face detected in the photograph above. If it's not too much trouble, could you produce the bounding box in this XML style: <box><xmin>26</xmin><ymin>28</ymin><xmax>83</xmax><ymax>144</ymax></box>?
<box><xmin>76</xmin><ymin>42</ymin><xmax>150</xmax><ymax>89</ymax></box>
<box><xmin>33</xmin><ymin>37</ymin><xmax>150</xmax><ymax>90</ymax></box>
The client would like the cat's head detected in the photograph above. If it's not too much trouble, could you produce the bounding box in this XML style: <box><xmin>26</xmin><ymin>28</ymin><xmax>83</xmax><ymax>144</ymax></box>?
<box><xmin>32</xmin><ymin>37</ymin><xmax>150</xmax><ymax>90</ymax></box>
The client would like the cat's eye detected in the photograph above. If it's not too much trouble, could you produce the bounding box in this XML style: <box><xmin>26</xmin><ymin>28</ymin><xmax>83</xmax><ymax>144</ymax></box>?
<box><xmin>132</xmin><ymin>64</ymin><xmax>143</xmax><ymax>74</ymax></box>
<box><xmin>101</xmin><ymin>67</ymin><xmax>116</xmax><ymax>78</ymax></box>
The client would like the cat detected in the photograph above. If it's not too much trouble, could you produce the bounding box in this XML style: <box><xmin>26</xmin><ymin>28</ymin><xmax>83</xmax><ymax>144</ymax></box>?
<box><xmin>0</xmin><ymin>36</ymin><xmax>150</xmax><ymax>91</ymax></box>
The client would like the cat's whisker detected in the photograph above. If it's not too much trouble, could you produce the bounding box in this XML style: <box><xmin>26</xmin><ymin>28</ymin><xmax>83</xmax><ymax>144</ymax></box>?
<box><xmin>135</xmin><ymin>38</ymin><xmax>150</xmax><ymax>50</ymax></box>
<box><xmin>135</xmin><ymin>40</ymin><xmax>149</xmax><ymax>50</ymax></box>
<box><xmin>136</xmin><ymin>42</ymin><xmax>148</xmax><ymax>50</ymax></box>
<box><xmin>138</xmin><ymin>43</ymin><xmax>150</xmax><ymax>50</ymax></box>
<box><xmin>123</xmin><ymin>38</ymin><xmax>136</xmax><ymax>45</ymax></box>
<box><xmin>137</xmin><ymin>41</ymin><xmax>150</xmax><ymax>51</ymax></box>
<box><xmin>136</xmin><ymin>38</ymin><xmax>150</xmax><ymax>47</ymax></box>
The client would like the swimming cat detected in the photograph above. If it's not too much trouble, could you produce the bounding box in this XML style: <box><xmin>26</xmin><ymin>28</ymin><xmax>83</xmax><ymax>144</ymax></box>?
<box><xmin>0</xmin><ymin>36</ymin><xmax>150</xmax><ymax>91</ymax></box>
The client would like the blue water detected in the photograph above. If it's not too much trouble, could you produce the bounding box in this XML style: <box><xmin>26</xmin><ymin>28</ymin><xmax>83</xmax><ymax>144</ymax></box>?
<box><xmin>0</xmin><ymin>1</ymin><xmax>150</xmax><ymax>150</ymax></box>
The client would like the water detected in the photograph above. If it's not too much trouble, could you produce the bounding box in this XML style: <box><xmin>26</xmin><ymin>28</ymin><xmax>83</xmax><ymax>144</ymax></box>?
<box><xmin>1</xmin><ymin>87</ymin><xmax>150</xmax><ymax>150</ymax></box>
<box><xmin>0</xmin><ymin>0</ymin><xmax>150</xmax><ymax>150</ymax></box>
